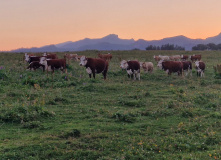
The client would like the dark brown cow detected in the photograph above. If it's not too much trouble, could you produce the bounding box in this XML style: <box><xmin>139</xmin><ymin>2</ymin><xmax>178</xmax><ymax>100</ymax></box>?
<box><xmin>79</xmin><ymin>56</ymin><xmax>109</xmax><ymax>80</ymax></box>
<box><xmin>182</xmin><ymin>61</ymin><xmax>192</xmax><ymax>76</ymax></box>
<box><xmin>39</xmin><ymin>57</ymin><xmax>66</xmax><ymax>74</ymax></box>
<box><xmin>195</xmin><ymin>61</ymin><xmax>205</xmax><ymax>77</ymax></box>
<box><xmin>120</xmin><ymin>60</ymin><xmax>140</xmax><ymax>80</ymax></box>
<box><xmin>27</xmin><ymin>61</ymin><xmax>45</xmax><ymax>71</ymax></box>
<box><xmin>181</xmin><ymin>55</ymin><xmax>189</xmax><ymax>61</ymax></box>
<box><xmin>157</xmin><ymin>60</ymin><xmax>183</xmax><ymax>76</ymax></box>
<box><xmin>98</xmin><ymin>53</ymin><xmax>112</xmax><ymax>61</ymax></box>
<box><xmin>190</xmin><ymin>54</ymin><xmax>201</xmax><ymax>62</ymax></box>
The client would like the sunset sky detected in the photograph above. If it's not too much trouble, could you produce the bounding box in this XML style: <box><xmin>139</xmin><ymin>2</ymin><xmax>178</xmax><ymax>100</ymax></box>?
<box><xmin>1</xmin><ymin>0</ymin><xmax>221</xmax><ymax>51</ymax></box>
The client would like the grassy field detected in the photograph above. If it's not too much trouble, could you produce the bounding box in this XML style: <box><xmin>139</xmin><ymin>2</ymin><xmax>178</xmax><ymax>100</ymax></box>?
<box><xmin>0</xmin><ymin>50</ymin><xmax>220</xmax><ymax>160</ymax></box>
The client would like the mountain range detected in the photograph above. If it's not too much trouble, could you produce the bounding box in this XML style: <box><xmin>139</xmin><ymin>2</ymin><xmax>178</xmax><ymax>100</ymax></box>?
<box><xmin>10</xmin><ymin>33</ymin><xmax>221</xmax><ymax>52</ymax></box>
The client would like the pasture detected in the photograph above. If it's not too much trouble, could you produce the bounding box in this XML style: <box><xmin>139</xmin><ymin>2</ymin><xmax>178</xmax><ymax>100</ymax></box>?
<box><xmin>0</xmin><ymin>50</ymin><xmax>220</xmax><ymax>160</ymax></box>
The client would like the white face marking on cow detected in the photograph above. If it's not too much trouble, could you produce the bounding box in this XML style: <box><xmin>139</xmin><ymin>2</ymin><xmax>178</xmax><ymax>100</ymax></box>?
<box><xmin>39</xmin><ymin>57</ymin><xmax>47</xmax><ymax>66</ymax></box>
<box><xmin>120</xmin><ymin>60</ymin><xmax>128</xmax><ymax>69</ymax></box>
<box><xmin>86</xmin><ymin>67</ymin><xmax>92</xmax><ymax>74</ymax></box>
<box><xmin>79</xmin><ymin>56</ymin><xmax>87</xmax><ymax>66</ymax></box>
<box><xmin>43</xmin><ymin>53</ymin><xmax>47</xmax><ymax>56</ymax></box>
<box><xmin>25</xmin><ymin>55</ymin><xmax>30</xmax><ymax>62</ymax></box>
<box><xmin>157</xmin><ymin>60</ymin><xmax>163</xmax><ymax>69</ymax></box>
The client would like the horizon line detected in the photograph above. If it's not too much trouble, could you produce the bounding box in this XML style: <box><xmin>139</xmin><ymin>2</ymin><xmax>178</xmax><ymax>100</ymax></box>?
<box><xmin>3</xmin><ymin>32</ymin><xmax>221</xmax><ymax>52</ymax></box>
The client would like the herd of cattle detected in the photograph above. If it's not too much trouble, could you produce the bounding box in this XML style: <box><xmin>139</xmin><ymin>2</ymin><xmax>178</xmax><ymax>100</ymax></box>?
<box><xmin>24</xmin><ymin>52</ymin><xmax>205</xmax><ymax>80</ymax></box>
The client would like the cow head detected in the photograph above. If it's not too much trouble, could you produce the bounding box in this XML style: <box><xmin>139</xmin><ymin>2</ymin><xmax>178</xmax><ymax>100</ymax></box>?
<box><xmin>79</xmin><ymin>56</ymin><xmax>87</xmax><ymax>66</ymax></box>
<box><xmin>39</xmin><ymin>57</ymin><xmax>47</xmax><ymax>65</ymax></box>
<box><xmin>25</xmin><ymin>54</ymin><xmax>30</xmax><ymax>62</ymax></box>
<box><xmin>157</xmin><ymin>60</ymin><xmax>164</xmax><ymax>69</ymax></box>
<box><xmin>43</xmin><ymin>53</ymin><xmax>47</xmax><ymax>56</ymax></box>
<box><xmin>181</xmin><ymin>55</ymin><xmax>183</xmax><ymax>58</ymax></box>
<box><xmin>120</xmin><ymin>60</ymin><xmax>128</xmax><ymax>69</ymax></box>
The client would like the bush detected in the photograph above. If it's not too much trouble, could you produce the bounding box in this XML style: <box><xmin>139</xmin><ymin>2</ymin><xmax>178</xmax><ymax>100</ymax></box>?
<box><xmin>60</xmin><ymin>129</ymin><xmax>81</xmax><ymax>138</ymax></box>
<box><xmin>112</xmin><ymin>112</ymin><xmax>136</xmax><ymax>123</ymax></box>
<box><xmin>22</xmin><ymin>121</ymin><xmax>43</xmax><ymax>129</ymax></box>
<box><xmin>0</xmin><ymin>105</ymin><xmax>55</xmax><ymax>123</ymax></box>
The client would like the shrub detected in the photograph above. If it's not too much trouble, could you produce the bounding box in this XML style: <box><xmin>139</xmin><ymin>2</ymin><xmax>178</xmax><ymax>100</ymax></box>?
<box><xmin>0</xmin><ymin>70</ymin><xmax>8</xmax><ymax>80</ymax></box>
<box><xmin>112</xmin><ymin>112</ymin><xmax>136</xmax><ymax>123</ymax></box>
<box><xmin>60</xmin><ymin>129</ymin><xmax>81</xmax><ymax>138</ymax></box>
<box><xmin>22</xmin><ymin>121</ymin><xmax>43</xmax><ymax>129</ymax></box>
<box><xmin>0</xmin><ymin>105</ymin><xmax>55</xmax><ymax>123</ymax></box>
<box><xmin>181</xmin><ymin>110</ymin><xmax>193</xmax><ymax>118</ymax></box>
<box><xmin>118</xmin><ymin>98</ymin><xmax>145</xmax><ymax>108</ymax></box>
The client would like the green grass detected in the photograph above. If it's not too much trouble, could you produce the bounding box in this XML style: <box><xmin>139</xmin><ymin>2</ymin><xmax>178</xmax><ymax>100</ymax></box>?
<box><xmin>0</xmin><ymin>50</ymin><xmax>220</xmax><ymax>159</ymax></box>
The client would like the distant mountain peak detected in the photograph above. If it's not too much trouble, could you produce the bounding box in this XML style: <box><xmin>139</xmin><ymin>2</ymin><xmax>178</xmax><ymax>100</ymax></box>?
<box><xmin>102</xmin><ymin>34</ymin><xmax>119</xmax><ymax>40</ymax></box>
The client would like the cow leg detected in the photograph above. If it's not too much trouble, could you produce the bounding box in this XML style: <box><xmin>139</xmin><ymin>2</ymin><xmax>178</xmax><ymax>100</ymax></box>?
<box><xmin>102</xmin><ymin>70</ymin><xmax>107</xmax><ymax>80</ymax></box>
<box><xmin>201</xmin><ymin>71</ymin><xmax>204</xmax><ymax>77</ymax></box>
<box><xmin>102</xmin><ymin>72</ymin><xmax>106</xmax><ymax>80</ymax></box>
<box><xmin>92</xmin><ymin>72</ymin><xmax>96</xmax><ymax>79</ymax></box>
<box><xmin>137</xmin><ymin>72</ymin><xmax>140</xmax><ymax>80</ymax></box>
<box><xmin>133</xmin><ymin>73</ymin><xmax>136</xmax><ymax>80</ymax></box>
<box><xmin>89</xmin><ymin>74</ymin><xmax>91</xmax><ymax>78</ymax></box>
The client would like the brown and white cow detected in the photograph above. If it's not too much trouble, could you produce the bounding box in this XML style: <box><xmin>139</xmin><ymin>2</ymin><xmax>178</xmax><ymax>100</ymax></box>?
<box><xmin>182</xmin><ymin>61</ymin><xmax>192</xmax><ymax>76</ymax></box>
<box><xmin>140</xmin><ymin>62</ymin><xmax>154</xmax><ymax>73</ymax></box>
<box><xmin>98</xmin><ymin>53</ymin><xmax>112</xmax><ymax>61</ymax></box>
<box><xmin>190</xmin><ymin>54</ymin><xmax>201</xmax><ymax>62</ymax></box>
<box><xmin>169</xmin><ymin>55</ymin><xmax>181</xmax><ymax>61</ymax></box>
<box><xmin>159</xmin><ymin>55</ymin><xmax>170</xmax><ymax>61</ymax></box>
<box><xmin>75</xmin><ymin>55</ymin><xmax>84</xmax><ymax>61</ymax></box>
<box><xmin>25</xmin><ymin>54</ymin><xmax>57</xmax><ymax>64</ymax></box>
<box><xmin>181</xmin><ymin>55</ymin><xmax>189</xmax><ymax>61</ymax></box>
<box><xmin>25</xmin><ymin>56</ymin><xmax>42</xmax><ymax>64</ymax></box>
<box><xmin>153</xmin><ymin>55</ymin><xmax>161</xmax><ymax>62</ymax></box>
<box><xmin>39</xmin><ymin>57</ymin><xmax>66</xmax><ymax>74</ymax></box>
<box><xmin>195</xmin><ymin>61</ymin><xmax>205</xmax><ymax>77</ymax></box>
<box><xmin>27</xmin><ymin>61</ymin><xmax>45</xmax><ymax>71</ymax></box>
<box><xmin>64</xmin><ymin>54</ymin><xmax>78</xmax><ymax>64</ymax></box>
<box><xmin>157</xmin><ymin>60</ymin><xmax>183</xmax><ymax>76</ymax></box>
<box><xmin>43</xmin><ymin>53</ymin><xmax>58</xmax><ymax>59</ymax></box>
<box><xmin>79</xmin><ymin>56</ymin><xmax>108</xmax><ymax>80</ymax></box>
<box><xmin>120</xmin><ymin>60</ymin><xmax>140</xmax><ymax>80</ymax></box>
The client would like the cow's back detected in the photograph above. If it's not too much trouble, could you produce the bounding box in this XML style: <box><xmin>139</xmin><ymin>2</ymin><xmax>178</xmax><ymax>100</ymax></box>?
<box><xmin>127</xmin><ymin>61</ymin><xmax>140</xmax><ymax>71</ymax></box>
<box><xmin>47</xmin><ymin>59</ymin><xmax>66</xmax><ymax>68</ymax></box>
<box><xmin>87</xmin><ymin>58</ymin><xmax>108</xmax><ymax>73</ymax></box>
<box><xmin>162</xmin><ymin>61</ymin><xmax>183</xmax><ymax>72</ymax></box>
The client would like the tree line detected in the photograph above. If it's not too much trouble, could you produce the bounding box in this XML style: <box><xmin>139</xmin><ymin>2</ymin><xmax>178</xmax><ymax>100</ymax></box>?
<box><xmin>192</xmin><ymin>43</ymin><xmax>221</xmax><ymax>50</ymax></box>
<box><xmin>145</xmin><ymin>44</ymin><xmax>185</xmax><ymax>50</ymax></box>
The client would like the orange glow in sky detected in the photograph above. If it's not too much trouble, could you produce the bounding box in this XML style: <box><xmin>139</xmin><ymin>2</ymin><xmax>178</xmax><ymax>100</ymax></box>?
<box><xmin>1</xmin><ymin>0</ymin><xmax>221</xmax><ymax>51</ymax></box>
